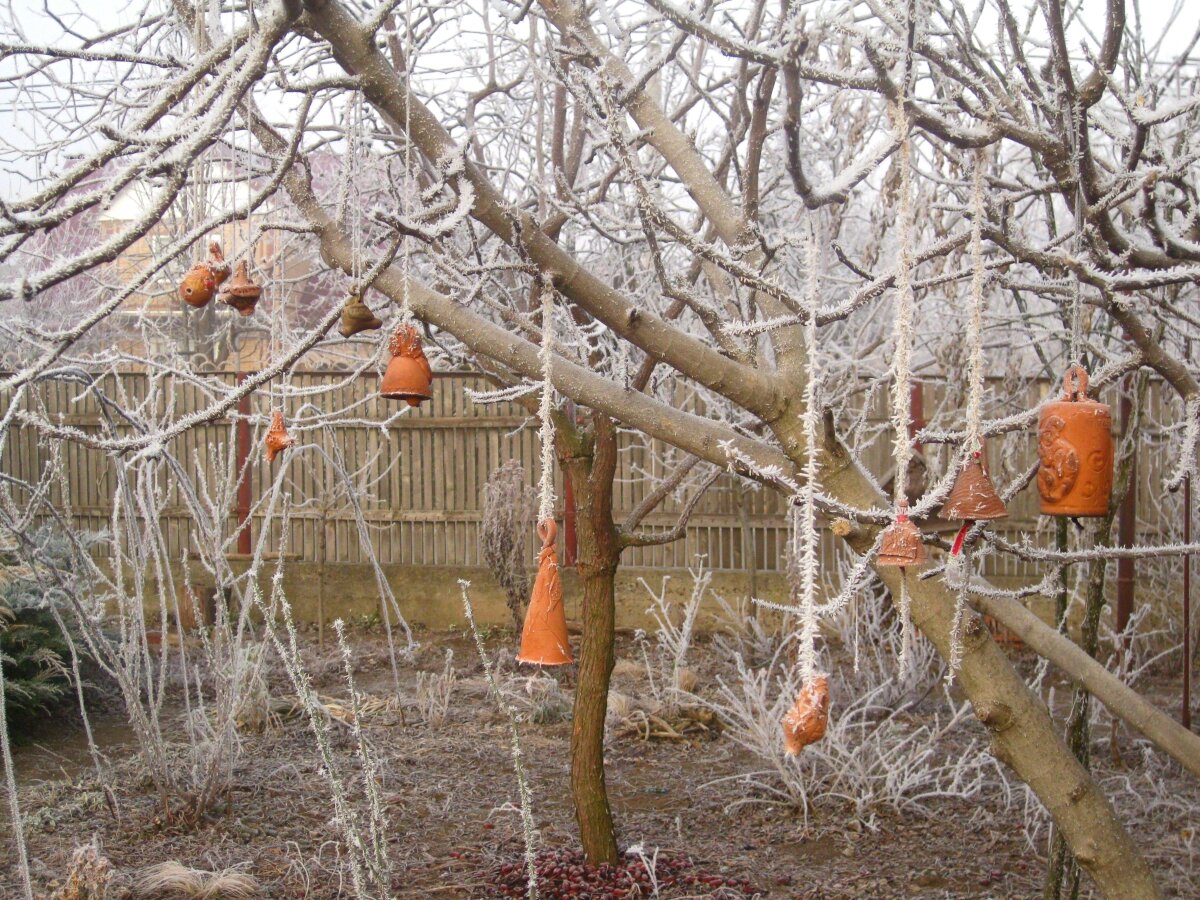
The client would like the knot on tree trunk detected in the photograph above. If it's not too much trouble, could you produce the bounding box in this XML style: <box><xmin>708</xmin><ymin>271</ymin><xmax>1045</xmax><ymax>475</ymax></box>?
<box><xmin>975</xmin><ymin>699</ymin><xmax>1015</xmax><ymax>733</ymax></box>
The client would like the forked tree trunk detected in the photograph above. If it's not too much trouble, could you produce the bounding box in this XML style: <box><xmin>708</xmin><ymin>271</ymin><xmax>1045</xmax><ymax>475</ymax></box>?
<box><xmin>557</xmin><ymin>412</ymin><xmax>621</xmax><ymax>865</ymax></box>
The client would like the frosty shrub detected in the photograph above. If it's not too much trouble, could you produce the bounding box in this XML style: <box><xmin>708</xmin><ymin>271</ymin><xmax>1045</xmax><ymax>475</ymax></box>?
<box><xmin>481</xmin><ymin>460</ymin><xmax>537</xmax><ymax>629</ymax></box>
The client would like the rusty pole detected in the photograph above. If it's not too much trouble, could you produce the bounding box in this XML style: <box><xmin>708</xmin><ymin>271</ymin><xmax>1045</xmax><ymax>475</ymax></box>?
<box><xmin>1116</xmin><ymin>382</ymin><xmax>1136</xmax><ymax>642</ymax></box>
<box><xmin>235</xmin><ymin>372</ymin><xmax>253</xmax><ymax>556</ymax></box>
<box><xmin>1184</xmin><ymin>474</ymin><xmax>1192</xmax><ymax>730</ymax></box>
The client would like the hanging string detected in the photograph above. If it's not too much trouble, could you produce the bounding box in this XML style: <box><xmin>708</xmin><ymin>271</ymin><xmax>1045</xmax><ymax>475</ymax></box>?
<box><xmin>794</xmin><ymin>217</ymin><xmax>823</xmax><ymax>685</ymax></box>
<box><xmin>536</xmin><ymin>280</ymin><xmax>557</xmax><ymax>526</ymax></box>
<box><xmin>399</xmin><ymin>0</ymin><xmax>415</xmax><ymax>326</ymax></box>
<box><xmin>889</xmin><ymin>0</ymin><xmax>920</xmax><ymax>511</ymax></box>
<box><xmin>1068</xmin><ymin>98</ymin><xmax>1085</xmax><ymax>366</ymax></box>
<box><xmin>963</xmin><ymin>148</ymin><xmax>987</xmax><ymax>455</ymax></box>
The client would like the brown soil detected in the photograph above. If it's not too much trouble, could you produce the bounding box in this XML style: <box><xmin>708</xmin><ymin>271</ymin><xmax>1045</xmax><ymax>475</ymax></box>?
<box><xmin>2</xmin><ymin>629</ymin><xmax>1196</xmax><ymax>898</ymax></box>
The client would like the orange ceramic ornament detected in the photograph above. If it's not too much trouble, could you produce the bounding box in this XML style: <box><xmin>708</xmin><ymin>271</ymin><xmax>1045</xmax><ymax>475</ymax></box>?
<box><xmin>380</xmin><ymin>325</ymin><xmax>433</xmax><ymax>406</ymax></box>
<box><xmin>178</xmin><ymin>241</ymin><xmax>230</xmax><ymax>308</ymax></box>
<box><xmin>265</xmin><ymin>411</ymin><xmax>295</xmax><ymax>462</ymax></box>
<box><xmin>782</xmin><ymin>674</ymin><xmax>830</xmax><ymax>755</ymax></box>
<box><xmin>877</xmin><ymin>499</ymin><xmax>926</xmax><ymax>567</ymax></box>
<box><xmin>1038</xmin><ymin>367</ymin><xmax>1113</xmax><ymax>517</ymax></box>
<box><xmin>218</xmin><ymin>260</ymin><xmax>262</xmax><ymax>317</ymax></box>
<box><xmin>516</xmin><ymin>520</ymin><xmax>573</xmax><ymax>666</ymax></box>
<box><xmin>940</xmin><ymin>450</ymin><xmax>1007</xmax><ymax>555</ymax></box>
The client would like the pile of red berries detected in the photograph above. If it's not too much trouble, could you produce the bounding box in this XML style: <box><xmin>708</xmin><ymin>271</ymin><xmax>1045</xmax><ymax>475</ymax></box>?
<box><xmin>484</xmin><ymin>847</ymin><xmax>757</xmax><ymax>898</ymax></box>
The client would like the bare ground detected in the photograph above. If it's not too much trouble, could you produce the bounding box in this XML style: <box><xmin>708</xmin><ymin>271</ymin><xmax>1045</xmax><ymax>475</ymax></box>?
<box><xmin>2</xmin><ymin>628</ymin><xmax>1196</xmax><ymax>898</ymax></box>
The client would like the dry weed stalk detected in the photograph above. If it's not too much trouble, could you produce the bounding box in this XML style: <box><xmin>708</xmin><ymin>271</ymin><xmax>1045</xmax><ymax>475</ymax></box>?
<box><xmin>481</xmin><ymin>460</ymin><xmax>537</xmax><ymax>629</ymax></box>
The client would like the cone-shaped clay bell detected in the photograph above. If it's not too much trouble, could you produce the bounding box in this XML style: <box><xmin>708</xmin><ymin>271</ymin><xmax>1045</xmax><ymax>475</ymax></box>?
<box><xmin>178</xmin><ymin>241</ymin><xmax>230</xmax><ymax>308</ymax></box>
<box><xmin>265</xmin><ymin>411</ymin><xmax>295</xmax><ymax>463</ymax></box>
<box><xmin>380</xmin><ymin>325</ymin><xmax>433</xmax><ymax>407</ymax></box>
<box><xmin>1038</xmin><ymin>366</ymin><xmax>1113</xmax><ymax>517</ymax></box>
<box><xmin>877</xmin><ymin>500</ymin><xmax>926</xmax><ymax>567</ymax></box>
<box><xmin>940</xmin><ymin>451</ymin><xmax>1008</xmax><ymax>522</ymax></box>
<box><xmin>782</xmin><ymin>674</ymin><xmax>830</xmax><ymax>755</ymax></box>
<box><xmin>516</xmin><ymin>520</ymin><xmax>573</xmax><ymax>666</ymax></box>
<box><xmin>218</xmin><ymin>260</ymin><xmax>262</xmax><ymax>317</ymax></box>
<box><xmin>338</xmin><ymin>289</ymin><xmax>383</xmax><ymax>339</ymax></box>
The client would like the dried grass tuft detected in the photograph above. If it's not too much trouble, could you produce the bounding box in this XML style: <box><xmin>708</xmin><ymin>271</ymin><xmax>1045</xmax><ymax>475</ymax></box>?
<box><xmin>133</xmin><ymin>861</ymin><xmax>259</xmax><ymax>899</ymax></box>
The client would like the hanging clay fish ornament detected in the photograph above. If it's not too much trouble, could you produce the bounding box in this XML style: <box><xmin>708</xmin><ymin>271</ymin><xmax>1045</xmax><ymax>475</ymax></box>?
<box><xmin>782</xmin><ymin>674</ymin><xmax>830</xmax><ymax>755</ymax></box>
<box><xmin>338</xmin><ymin>288</ymin><xmax>383</xmax><ymax>338</ymax></box>
<box><xmin>178</xmin><ymin>241</ymin><xmax>230</xmax><ymax>308</ymax></box>
<box><xmin>265</xmin><ymin>411</ymin><xmax>295</xmax><ymax>462</ymax></box>
<box><xmin>218</xmin><ymin>260</ymin><xmax>262</xmax><ymax>317</ymax></box>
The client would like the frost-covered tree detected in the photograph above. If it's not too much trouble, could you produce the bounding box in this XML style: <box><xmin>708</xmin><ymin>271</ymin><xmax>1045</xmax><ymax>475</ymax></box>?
<box><xmin>3</xmin><ymin>0</ymin><xmax>1200</xmax><ymax>895</ymax></box>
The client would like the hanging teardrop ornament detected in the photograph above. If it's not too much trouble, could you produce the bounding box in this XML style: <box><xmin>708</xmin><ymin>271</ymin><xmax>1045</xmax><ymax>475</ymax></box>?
<box><xmin>218</xmin><ymin>259</ymin><xmax>262</xmax><ymax>317</ymax></box>
<box><xmin>178</xmin><ymin>241</ymin><xmax>230</xmax><ymax>308</ymax></box>
<box><xmin>781</xmin><ymin>673</ymin><xmax>830</xmax><ymax>755</ymax></box>
<box><xmin>516</xmin><ymin>520</ymin><xmax>573</xmax><ymax>666</ymax></box>
<box><xmin>877</xmin><ymin>499</ymin><xmax>926</xmax><ymax>567</ymax></box>
<box><xmin>338</xmin><ymin>287</ymin><xmax>383</xmax><ymax>339</ymax></box>
<box><xmin>940</xmin><ymin>450</ymin><xmax>1007</xmax><ymax>555</ymax></box>
<box><xmin>265</xmin><ymin>410</ymin><xmax>295</xmax><ymax>462</ymax></box>
<box><xmin>1038</xmin><ymin>366</ymin><xmax>1113</xmax><ymax>517</ymax></box>
<box><xmin>380</xmin><ymin>324</ymin><xmax>433</xmax><ymax>406</ymax></box>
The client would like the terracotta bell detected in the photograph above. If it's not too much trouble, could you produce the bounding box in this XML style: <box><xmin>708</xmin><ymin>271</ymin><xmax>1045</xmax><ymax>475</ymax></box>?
<box><xmin>338</xmin><ymin>289</ymin><xmax>383</xmax><ymax>339</ymax></box>
<box><xmin>178</xmin><ymin>241</ymin><xmax>230</xmax><ymax>308</ymax></box>
<box><xmin>265</xmin><ymin>411</ymin><xmax>295</xmax><ymax>462</ymax></box>
<box><xmin>218</xmin><ymin>260</ymin><xmax>262</xmax><ymax>316</ymax></box>
<box><xmin>940</xmin><ymin>450</ymin><xmax>1007</xmax><ymax>555</ymax></box>
<box><xmin>380</xmin><ymin>325</ymin><xmax>433</xmax><ymax>407</ymax></box>
<box><xmin>782</xmin><ymin>674</ymin><xmax>829</xmax><ymax>755</ymax></box>
<box><xmin>517</xmin><ymin>520</ymin><xmax>573</xmax><ymax>666</ymax></box>
<box><xmin>877</xmin><ymin>500</ymin><xmax>926</xmax><ymax>567</ymax></box>
<box><xmin>1038</xmin><ymin>367</ymin><xmax>1113</xmax><ymax>517</ymax></box>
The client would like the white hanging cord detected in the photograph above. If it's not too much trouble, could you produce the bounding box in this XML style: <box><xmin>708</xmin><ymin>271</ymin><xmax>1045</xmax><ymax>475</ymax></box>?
<box><xmin>399</xmin><ymin>0</ymin><xmax>415</xmax><ymax>326</ymax></box>
<box><xmin>1068</xmin><ymin>98</ymin><xmax>1085</xmax><ymax>366</ymax></box>
<box><xmin>889</xmin><ymin>0</ymin><xmax>924</xmax><ymax>512</ymax></box>
<box><xmin>889</xmin><ymin>107</ymin><xmax>916</xmax><ymax>509</ymax></box>
<box><xmin>963</xmin><ymin>148</ymin><xmax>987</xmax><ymax>455</ymax></box>
<box><xmin>795</xmin><ymin>217</ymin><xmax>823</xmax><ymax>684</ymax></box>
<box><xmin>536</xmin><ymin>280</ymin><xmax>557</xmax><ymax>526</ymax></box>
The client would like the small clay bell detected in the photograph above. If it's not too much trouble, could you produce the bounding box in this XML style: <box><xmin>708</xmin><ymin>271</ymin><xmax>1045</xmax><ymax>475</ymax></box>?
<box><xmin>218</xmin><ymin>260</ymin><xmax>262</xmax><ymax>317</ymax></box>
<box><xmin>265</xmin><ymin>411</ymin><xmax>295</xmax><ymax>462</ymax></box>
<box><xmin>782</xmin><ymin>674</ymin><xmax>830</xmax><ymax>755</ymax></box>
<box><xmin>940</xmin><ymin>452</ymin><xmax>1007</xmax><ymax>522</ymax></box>
<box><xmin>1038</xmin><ymin>367</ymin><xmax>1113</xmax><ymax>517</ymax></box>
<box><xmin>380</xmin><ymin>324</ymin><xmax>433</xmax><ymax>406</ymax></box>
<box><xmin>338</xmin><ymin>289</ymin><xmax>383</xmax><ymax>338</ymax></box>
<box><xmin>877</xmin><ymin>500</ymin><xmax>926</xmax><ymax>567</ymax></box>
<box><xmin>178</xmin><ymin>241</ymin><xmax>230</xmax><ymax>308</ymax></box>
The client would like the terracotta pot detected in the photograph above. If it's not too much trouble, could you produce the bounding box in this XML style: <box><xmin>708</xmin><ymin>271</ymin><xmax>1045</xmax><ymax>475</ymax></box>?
<box><xmin>516</xmin><ymin>520</ymin><xmax>573</xmax><ymax>666</ymax></box>
<box><xmin>218</xmin><ymin>260</ymin><xmax>262</xmax><ymax>317</ymax></box>
<box><xmin>877</xmin><ymin>500</ymin><xmax>926</xmax><ymax>567</ymax></box>
<box><xmin>781</xmin><ymin>674</ymin><xmax>829</xmax><ymax>755</ymax></box>
<box><xmin>338</xmin><ymin>289</ymin><xmax>383</xmax><ymax>338</ymax></box>
<box><xmin>940</xmin><ymin>452</ymin><xmax>1008</xmax><ymax>522</ymax></box>
<box><xmin>1038</xmin><ymin>367</ymin><xmax>1113</xmax><ymax>517</ymax></box>
<box><xmin>265</xmin><ymin>410</ymin><xmax>295</xmax><ymax>462</ymax></box>
<box><xmin>178</xmin><ymin>242</ymin><xmax>229</xmax><ymax>308</ymax></box>
<box><xmin>380</xmin><ymin>325</ymin><xmax>433</xmax><ymax>406</ymax></box>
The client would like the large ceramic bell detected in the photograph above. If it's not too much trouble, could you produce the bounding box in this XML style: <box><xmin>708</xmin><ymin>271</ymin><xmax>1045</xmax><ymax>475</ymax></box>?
<box><xmin>338</xmin><ymin>288</ymin><xmax>383</xmax><ymax>338</ymax></box>
<box><xmin>877</xmin><ymin>500</ymin><xmax>926</xmax><ymax>567</ymax></box>
<box><xmin>782</xmin><ymin>674</ymin><xmax>829</xmax><ymax>755</ymax></box>
<box><xmin>380</xmin><ymin>324</ymin><xmax>433</xmax><ymax>407</ymax></box>
<box><xmin>517</xmin><ymin>520</ymin><xmax>573</xmax><ymax>666</ymax></box>
<box><xmin>1038</xmin><ymin>366</ymin><xmax>1113</xmax><ymax>517</ymax></box>
<box><xmin>218</xmin><ymin>260</ymin><xmax>262</xmax><ymax>317</ymax></box>
<box><xmin>178</xmin><ymin>241</ymin><xmax>230</xmax><ymax>308</ymax></box>
<box><xmin>265</xmin><ymin>410</ymin><xmax>295</xmax><ymax>462</ymax></box>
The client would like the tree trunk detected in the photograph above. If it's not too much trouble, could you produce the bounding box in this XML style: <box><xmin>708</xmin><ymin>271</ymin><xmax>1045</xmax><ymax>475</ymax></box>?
<box><xmin>558</xmin><ymin>413</ymin><xmax>621</xmax><ymax>865</ymax></box>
